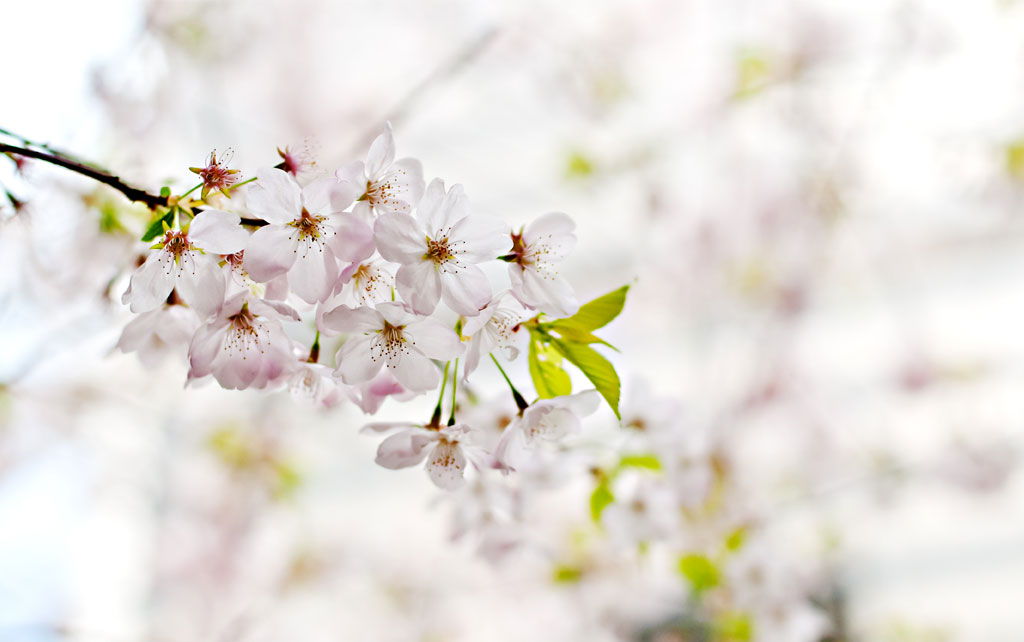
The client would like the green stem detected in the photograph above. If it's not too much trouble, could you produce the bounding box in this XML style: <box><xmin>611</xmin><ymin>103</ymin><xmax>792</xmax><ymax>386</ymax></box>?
<box><xmin>180</xmin><ymin>182</ymin><xmax>203</xmax><ymax>199</ymax></box>
<box><xmin>306</xmin><ymin>331</ymin><xmax>320</xmax><ymax>363</ymax></box>
<box><xmin>490</xmin><ymin>353</ymin><xmax>529</xmax><ymax>411</ymax></box>
<box><xmin>431</xmin><ymin>361</ymin><xmax>450</xmax><ymax>427</ymax></box>
<box><xmin>448</xmin><ymin>358</ymin><xmax>458</xmax><ymax>426</ymax></box>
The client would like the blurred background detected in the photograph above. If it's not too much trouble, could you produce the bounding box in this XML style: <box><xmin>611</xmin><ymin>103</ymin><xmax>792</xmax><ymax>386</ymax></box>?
<box><xmin>3</xmin><ymin>0</ymin><xmax>1024</xmax><ymax>640</ymax></box>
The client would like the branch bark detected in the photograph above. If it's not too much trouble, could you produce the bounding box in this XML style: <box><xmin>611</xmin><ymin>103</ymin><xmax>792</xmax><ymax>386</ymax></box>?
<box><xmin>1</xmin><ymin>142</ymin><xmax>169</xmax><ymax>210</ymax></box>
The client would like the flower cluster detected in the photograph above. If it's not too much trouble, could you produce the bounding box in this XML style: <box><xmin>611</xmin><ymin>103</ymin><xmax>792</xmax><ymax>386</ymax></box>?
<box><xmin>118</xmin><ymin>124</ymin><xmax>615</xmax><ymax>490</ymax></box>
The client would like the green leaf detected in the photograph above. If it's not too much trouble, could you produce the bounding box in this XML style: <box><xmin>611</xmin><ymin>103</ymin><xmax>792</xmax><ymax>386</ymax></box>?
<box><xmin>677</xmin><ymin>553</ymin><xmax>719</xmax><ymax>594</ymax></box>
<box><xmin>714</xmin><ymin>612</ymin><xmax>752</xmax><ymax>641</ymax></box>
<box><xmin>142</xmin><ymin>210</ymin><xmax>174</xmax><ymax>242</ymax></box>
<box><xmin>590</xmin><ymin>479</ymin><xmax>614</xmax><ymax>523</ymax></box>
<box><xmin>545</xmin><ymin>323</ymin><xmax>617</xmax><ymax>350</ymax></box>
<box><xmin>159</xmin><ymin>186</ymin><xmax>171</xmax><ymax>197</ymax></box>
<box><xmin>551</xmin><ymin>338</ymin><xmax>621</xmax><ymax>419</ymax></box>
<box><xmin>617</xmin><ymin>453</ymin><xmax>662</xmax><ymax>471</ymax></box>
<box><xmin>552</xmin><ymin>285</ymin><xmax>629</xmax><ymax>331</ymax></box>
<box><xmin>528</xmin><ymin>339</ymin><xmax>572</xmax><ymax>399</ymax></box>
<box><xmin>724</xmin><ymin>526</ymin><xmax>746</xmax><ymax>552</ymax></box>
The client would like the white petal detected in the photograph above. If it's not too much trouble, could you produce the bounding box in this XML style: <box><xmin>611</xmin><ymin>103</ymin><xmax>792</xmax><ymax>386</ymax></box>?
<box><xmin>374</xmin><ymin>212</ymin><xmax>425</xmax><ymax>263</ymax></box>
<box><xmin>389</xmin><ymin>158</ymin><xmax>425</xmax><ymax>208</ymax></box>
<box><xmin>243</xmin><ymin>224</ymin><xmax>297</xmax><ymax>282</ymax></box>
<box><xmin>301</xmin><ymin>176</ymin><xmax>340</xmax><ymax>214</ymax></box>
<box><xmin>404</xmin><ymin>317</ymin><xmax>464</xmax><ymax>360</ymax></box>
<box><xmin>187</xmin><ymin>320</ymin><xmax>227</xmax><ymax>379</ymax></box>
<box><xmin>396</xmin><ymin>261</ymin><xmax>441</xmax><ymax>315</ymax></box>
<box><xmin>334</xmin><ymin>334</ymin><xmax>383</xmax><ymax>384</ymax></box>
<box><xmin>452</xmin><ymin>214</ymin><xmax>510</xmax><ymax>262</ymax></box>
<box><xmin>247</xmin><ymin>168</ymin><xmax>302</xmax><ymax>224</ymax></box>
<box><xmin>426</xmin><ymin>440</ymin><xmax>467</xmax><ymax>490</ymax></box>
<box><xmin>320</xmin><ymin>304</ymin><xmax>381</xmax><ymax>333</ymax></box>
<box><xmin>116</xmin><ymin>309</ymin><xmax>162</xmax><ymax>353</ymax></box>
<box><xmin>525</xmin><ymin>211</ymin><xmax>576</xmax><ymax>244</ymax></box>
<box><xmin>440</xmin><ymin>265</ymin><xmax>491</xmax><ymax>316</ymax></box>
<box><xmin>423</xmin><ymin>181</ymin><xmax>468</xmax><ymax>235</ymax></box>
<box><xmin>414</xmin><ymin>178</ymin><xmax>446</xmax><ymax>230</ymax></box>
<box><xmin>124</xmin><ymin>250</ymin><xmax>175</xmax><ymax>313</ymax></box>
<box><xmin>365</xmin><ymin>123</ymin><xmax>396</xmax><ymax>179</ymax></box>
<box><xmin>188</xmin><ymin>209</ymin><xmax>248</xmax><ymax>255</ymax></box>
<box><xmin>511</xmin><ymin>266</ymin><xmax>579</xmax><ymax>318</ymax></box>
<box><xmin>289</xmin><ymin>243</ymin><xmax>338</xmax><ymax>304</ymax></box>
<box><xmin>390</xmin><ymin>350</ymin><xmax>440</xmax><ymax>391</ymax></box>
<box><xmin>376</xmin><ymin>302</ymin><xmax>417</xmax><ymax>327</ymax></box>
<box><xmin>563</xmin><ymin>389</ymin><xmax>601</xmax><ymax>417</ymax></box>
<box><xmin>335</xmin><ymin>160</ymin><xmax>366</xmax><ymax>187</ymax></box>
<box><xmin>176</xmin><ymin>254</ymin><xmax>225</xmax><ymax>318</ymax></box>
<box><xmin>375</xmin><ymin>430</ymin><xmax>434</xmax><ymax>469</ymax></box>
<box><xmin>326</xmin><ymin>212</ymin><xmax>375</xmax><ymax>262</ymax></box>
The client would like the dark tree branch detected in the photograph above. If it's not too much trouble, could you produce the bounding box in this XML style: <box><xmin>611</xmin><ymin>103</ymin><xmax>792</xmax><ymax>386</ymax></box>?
<box><xmin>1</xmin><ymin>142</ymin><xmax>169</xmax><ymax>210</ymax></box>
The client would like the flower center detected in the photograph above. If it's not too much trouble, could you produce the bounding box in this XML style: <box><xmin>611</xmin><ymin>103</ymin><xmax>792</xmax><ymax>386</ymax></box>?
<box><xmin>371</xmin><ymin>320</ymin><xmax>410</xmax><ymax>366</ymax></box>
<box><xmin>289</xmin><ymin>208</ymin><xmax>331</xmax><ymax>257</ymax></box>
<box><xmin>224</xmin><ymin>304</ymin><xmax>267</xmax><ymax>356</ymax></box>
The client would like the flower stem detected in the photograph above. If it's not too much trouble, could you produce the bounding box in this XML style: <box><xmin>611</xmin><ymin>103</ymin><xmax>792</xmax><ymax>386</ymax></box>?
<box><xmin>448</xmin><ymin>358</ymin><xmax>458</xmax><ymax>426</ymax></box>
<box><xmin>431</xmin><ymin>361</ymin><xmax>450</xmax><ymax>427</ymax></box>
<box><xmin>490</xmin><ymin>353</ymin><xmax>529</xmax><ymax>411</ymax></box>
<box><xmin>180</xmin><ymin>182</ymin><xmax>203</xmax><ymax>199</ymax></box>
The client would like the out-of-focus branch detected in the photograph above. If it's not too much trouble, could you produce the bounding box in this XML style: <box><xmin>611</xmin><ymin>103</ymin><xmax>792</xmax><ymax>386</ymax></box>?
<box><xmin>0</xmin><ymin>142</ymin><xmax>169</xmax><ymax>210</ymax></box>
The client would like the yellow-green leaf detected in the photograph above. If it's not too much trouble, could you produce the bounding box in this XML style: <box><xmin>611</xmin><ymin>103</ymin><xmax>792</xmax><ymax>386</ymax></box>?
<box><xmin>142</xmin><ymin>210</ymin><xmax>173</xmax><ymax>242</ymax></box>
<box><xmin>617</xmin><ymin>453</ymin><xmax>662</xmax><ymax>471</ymax></box>
<box><xmin>677</xmin><ymin>553</ymin><xmax>719</xmax><ymax>594</ymax></box>
<box><xmin>528</xmin><ymin>339</ymin><xmax>572</xmax><ymax>398</ymax></box>
<box><xmin>551</xmin><ymin>338</ymin><xmax>621</xmax><ymax>419</ymax></box>
<box><xmin>590</xmin><ymin>479</ymin><xmax>615</xmax><ymax>522</ymax></box>
<box><xmin>553</xmin><ymin>285</ymin><xmax>629</xmax><ymax>331</ymax></box>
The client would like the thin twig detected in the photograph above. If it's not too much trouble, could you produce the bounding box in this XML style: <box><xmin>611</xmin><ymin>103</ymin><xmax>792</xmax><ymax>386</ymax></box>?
<box><xmin>1</xmin><ymin>142</ymin><xmax>168</xmax><ymax>210</ymax></box>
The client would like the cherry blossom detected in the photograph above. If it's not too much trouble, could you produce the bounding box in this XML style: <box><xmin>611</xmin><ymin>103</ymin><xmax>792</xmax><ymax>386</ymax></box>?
<box><xmin>363</xmin><ymin>421</ymin><xmax>483</xmax><ymax>489</ymax></box>
<box><xmin>122</xmin><ymin>209</ymin><xmax>249</xmax><ymax>317</ymax></box>
<box><xmin>116</xmin><ymin>301</ymin><xmax>200</xmax><ymax>367</ymax></box>
<box><xmin>322</xmin><ymin>302</ymin><xmax>463</xmax><ymax>392</ymax></box>
<box><xmin>504</xmin><ymin>211</ymin><xmax>580</xmax><ymax>318</ymax></box>
<box><xmin>461</xmin><ymin>292</ymin><xmax>524</xmax><ymax>378</ymax></box>
<box><xmin>242</xmin><ymin>168</ymin><xmax>374</xmax><ymax>304</ymax></box>
<box><xmin>288</xmin><ymin>361</ymin><xmax>346</xmax><ymax>408</ymax></box>
<box><xmin>495</xmin><ymin>390</ymin><xmax>601</xmax><ymax>470</ymax></box>
<box><xmin>336</xmin><ymin>123</ymin><xmax>425</xmax><ymax>221</ymax></box>
<box><xmin>189</xmin><ymin>149</ymin><xmax>240</xmax><ymax>199</ymax></box>
<box><xmin>374</xmin><ymin>178</ymin><xmax>509</xmax><ymax>316</ymax></box>
<box><xmin>187</xmin><ymin>292</ymin><xmax>299</xmax><ymax>390</ymax></box>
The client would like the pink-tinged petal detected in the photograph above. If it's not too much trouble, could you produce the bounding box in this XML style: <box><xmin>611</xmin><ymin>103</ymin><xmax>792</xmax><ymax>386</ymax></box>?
<box><xmin>426</xmin><ymin>440</ymin><xmax>467</xmax><ymax>490</ymax></box>
<box><xmin>375</xmin><ymin>430</ymin><xmax>435</xmax><ymax>469</ymax></box>
<box><xmin>301</xmin><ymin>176</ymin><xmax>339</xmax><ymax>214</ymax></box>
<box><xmin>404</xmin><ymin>317</ymin><xmax>464</xmax><ymax>361</ymax></box>
<box><xmin>462</xmin><ymin>335</ymin><xmax>484</xmax><ymax>380</ymax></box>
<box><xmin>563</xmin><ymin>389</ymin><xmax>601</xmax><ymax>417</ymax></box>
<box><xmin>116</xmin><ymin>309</ymin><xmax>161</xmax><ymax>353</ymax></box>
<box><xmin>265</xmin><ymin>273</ymin><xmax>290</xmax><ymax>300</ymax></box>
<box><xmin>396</xmin><ymin>261</ymin><xmax>441</xmax><ymax>316</ymax></box>
<box><xmin>123</xmin><ymin>250</ymin><xmax>175</xmax><ymax>313</ymax></box>
<box><xmin>423</xmin><ymin>181</ymin><xmax>468</xmax><ymax>234</ymax></box>
<box><xmin>188</xmin><ymin>209</ymin><xmax>248</xmax><ymax>255</ymax></box>
<box><xmin>348</xmin><ymin>372</ymin><xmax>408</xmax><ymax>414</ymax></box>
<box><xmin>375</xmin><ymin>302</ymin><xmax>417</xmax><ymax>327</ymax></box>
<box><xmin>187</xmin><ymin>320</ymin><xmax>227</xmax><ymax>379</ymax></box>
<box><xmin>289</xmin><ymin>244</ymin><xmax>338</xmax><ymax>304</ymax></box>
<box><xmin>525</xmin><ymin>211</ymin><xmax>576</xmax><ymax>244</ymax></box>
<box><xmin>330</xmin><ymin>179</ymin><xmax>362</xmax><ymax>212</ymax></box>
<box><xmin>360</xmin><ymin>421</ymin><xmax>420</xmax><ymax>435</ymax></box>
<box><xmin>320</xmin><ymin>304</ymin><xmax>381</xmax><ymax>334</ymax></box>
<box><xmin>334</xmin><ymin>334</ymin><xmax>383</xmax><ymax>384</ymax></box>
<box><xmin>243</xmin><ymin>224</ymin><xmax>297</xmax><ymax>283</ymax></box>
<box><xmin>374</xmin><ymin>212</ymin><xmax>425</xmax><ymax>263</ymax></box>
<box><xmin>510</xmin><ymin>266</ymin><xmax>579</xmax><ymax>318</ymax></box>
<box><xmin>327</xmin><ymin>212</ymin><xmax>375</xmax><ymax>263</ymax></box>
<box><xmin>440</xmin><ymin>265</ymin><xmax>491</xmax><ymax>317</ymax></box>
<box><xmin>351</xmin><ymin>200</ymin><xmax>374</xmax><ymax>224</ymax></box>
<box><xmin>251</xmin><ymin>297</ymin><xmax>301</xmax><ymax>322</ymax></box>
<box><xmin>365</xmin><ymin>123</ymin><xmax>396</xmax><ymax>179</ymax></box>
<box><xmin>389</xmin><ymin>157</ymin><xmax>425</xmax><ymax>207</ymax></box>
<box><xmin>176</xmin><ymin>254</ymin><xmax>225</xmax><ymax>318</ymax></box>
<box><xmin>461</xmin><ymin>296</ymin><xmax>500</xmax><ymax>337</ymax></box>
<box><xmin>390</xmin><ymin>349</ymin><xmax>440</xmax><ymax>391</ymax></box>
<box><xmin>452</xmin><ymin>214</ymin><xmax>511</xmax><ymax>262</ymax></box>
<box><xmin>414</xmin><ymin>178</ymin><xmax>446</xmax><ymax>229</ymax></box>
<box><xmin>335</xmin><ymin>160</ymin><xmax>365</xmax><ymax>187</ymax></box>
<box><xmin>247</xmin><ymin>168</ymin><xmax>302</xmax><ymax>224</ymax></box>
